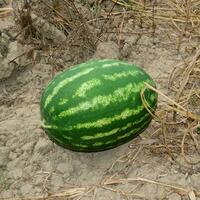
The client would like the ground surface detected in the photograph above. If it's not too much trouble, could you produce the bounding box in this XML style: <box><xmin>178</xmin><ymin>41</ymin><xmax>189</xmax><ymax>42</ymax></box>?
<box><xmin>0</xmin><ymin>1</ymin><xmax>200</xmax><ymax>200</ymax></box>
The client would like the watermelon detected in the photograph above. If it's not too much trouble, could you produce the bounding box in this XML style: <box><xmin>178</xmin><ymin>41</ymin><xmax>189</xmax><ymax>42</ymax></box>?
<box><xmin>40</xmin><ymin>59</ymin><xmax>157</xmax><ymax>152</ymax></box>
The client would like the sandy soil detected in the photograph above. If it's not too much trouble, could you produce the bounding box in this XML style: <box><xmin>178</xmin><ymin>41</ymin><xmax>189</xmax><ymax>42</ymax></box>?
<box><xmin>0</xmin><ymin>1</ymin><xmax>200</xmax><ymax>200</ymax></box>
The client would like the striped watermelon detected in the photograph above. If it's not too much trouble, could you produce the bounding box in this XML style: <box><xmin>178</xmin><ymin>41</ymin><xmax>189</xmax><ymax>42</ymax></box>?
<box><xmin>40</xmin><ymin>59</ymin><xmax>157</xmax><ymax>152</ymax></box>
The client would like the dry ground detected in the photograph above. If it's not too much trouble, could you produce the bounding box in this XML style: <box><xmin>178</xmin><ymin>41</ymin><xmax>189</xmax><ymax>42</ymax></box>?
<box><xmin>0</xmin><ymin>0</ymin><xmax>200</xmax><ymax>200</ymax></box>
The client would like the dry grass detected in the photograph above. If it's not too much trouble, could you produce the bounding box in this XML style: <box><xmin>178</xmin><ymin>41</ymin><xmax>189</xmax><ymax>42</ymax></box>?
<box><xmin>8</xmin><ymin>0</ymin><xmax>96</xmax><ymax>64</ymax></box>
<box><xmin>0</xmin><ymin>187</ymin><xmax>92</xmax><ymax>200</ymax></box>
<box><xmin>103</xmin><ymin>0</ymin><xmax>200</xmax><ymax>51</ymax></box>
<box><xmin>0</xmin><ymin>7</ymin><xmax>12</xmax><ymax>17</ymax></box>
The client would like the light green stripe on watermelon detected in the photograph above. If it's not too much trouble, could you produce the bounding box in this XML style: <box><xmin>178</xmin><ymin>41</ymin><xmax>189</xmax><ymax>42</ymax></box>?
<box><xmin>74</xmin><ymin>79</ymin><xmax>101</xmax><ymax>98</ymax></box>
<box><xmin>42</xmin><ymin>121</ymin><xmax>57</xmax><ymax>129</ymax></box>
<box><xmin>71</xmin><ymin>144</ymin><xmax>89</xmax><ymax>148</ymax></box>
<box><xmin>118</xmin><ymin>127</ymin><xmax>140</xmax><ymax>140</ymax></box>
<box><xmin>105</xmin><ymin>139</ymin><xmax>116</xmax><ymax>145</ymax></box>
<box><xmin>102</xmin><ymin>61</ymin><xmax>126</xmax><ymax>68</ymax></box>
<box><xmin>68</xmin><ymin>59</ymin><xmax>115</xmax><ymax>72</ymax></box>
<box><xmin>42</xmin><ymin>105</ymin><xmax>144</xmax><ymax>131</ymax></box>
<box><xmin>44</xmin><ymin>68</ymin><xmax>94</xmax><ymax>108</ymax></box>
<box><xmin>81</xmin><ymin>112</ymin><xmax>150</xmax><ymax>140</ymax></box>
<box><xmin>92</xmin><ymin>142</ymin><xmax>104</xmax><ymax>147</ymax></box>
<box><xmin>117</xmin><ymin>118</ymin><xmax>151</xmax><ymax>140</ymax></box>
<box><xmin>49</xmin><ymin>106</ymin><xmax>55</xmax><ymax>114</ymax></box>
<box><xmin>58</xmin><ymin>98</ymin><xmax>69</xmax><ymax>106</ymax></box>
<box><xmin>63</xmin><ymin>118</ymin><xmax>151</xmax><ymax>149</ymax></box>
<box><xmin>62</xmin><ymin>135</ymin><xmax>72</xmax><ymax>140</ymax></box>
<box><xmin>70</xmin><ymin>105</ymin><xmax>143</xmax><ymax>130</ymax></box>
<box><xmin>103</xmin><ymin>70</ymin><xmax>144</xmax><ymax>81</ymax></box>
<box><xmin>58</xmin><ymin>82</ymin><xmax>145</xmax><ymax>118</ymax></box>
<box><xmin>116</xmin><ymin>118</ymin><xmax>151</xmax><ymax>141</ymax></box>
<box><xmin>84</xmin><ymin>118</ymin><xmax>151</xmax><ymax>148</ymax></box>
